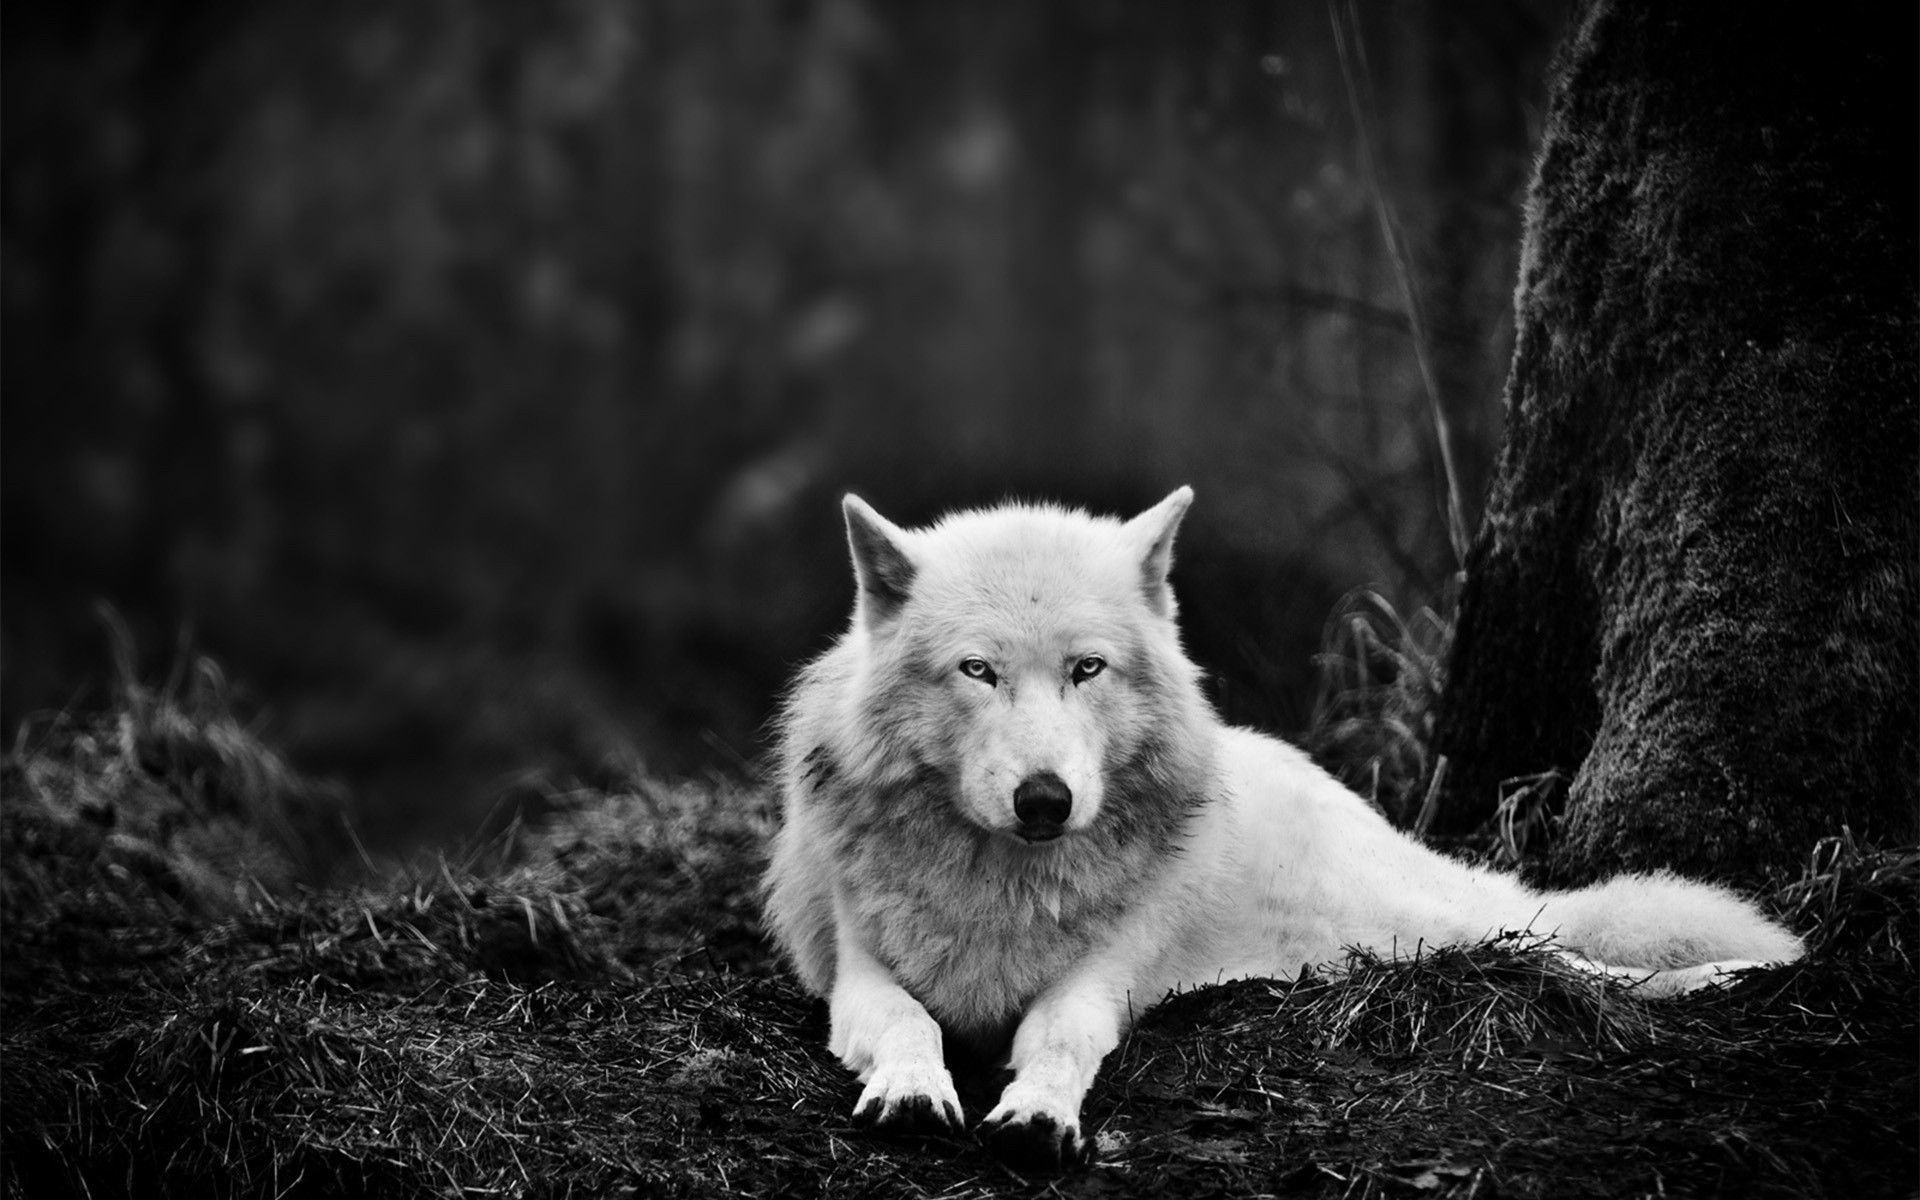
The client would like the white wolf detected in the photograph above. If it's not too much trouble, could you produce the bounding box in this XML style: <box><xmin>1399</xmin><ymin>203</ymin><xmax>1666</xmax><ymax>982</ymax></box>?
<box><xmin>763</xmin><ymin>488</ymin><xmax>1803</xmax><ymax>1169</ymax></box>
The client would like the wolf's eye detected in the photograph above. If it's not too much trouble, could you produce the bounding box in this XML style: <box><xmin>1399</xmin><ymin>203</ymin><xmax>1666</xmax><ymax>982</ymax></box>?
<box><xmin>958</xmin><ymin>657</ymin><xmax>997</xmax><ymax>685</ymax></box>
<box><xmin>1071</xmin><ymin>655</ymin><xmax>1107</xmax><ymax>684</ymax></box>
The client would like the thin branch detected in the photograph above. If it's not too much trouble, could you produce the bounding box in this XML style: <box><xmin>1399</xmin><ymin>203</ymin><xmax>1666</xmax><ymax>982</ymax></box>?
<box><xmin>1330</xmin><ymin>0</ymin><xmax>1472</xmax><ymax>567</ymax></box>
<box><xmin>1212</xmin><ymin>282</ymin><xmax>1478</xmax><ymax>346</ymax></box>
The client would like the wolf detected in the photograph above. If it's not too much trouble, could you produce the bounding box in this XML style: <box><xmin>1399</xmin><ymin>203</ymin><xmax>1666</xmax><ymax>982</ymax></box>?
<box><xmin>763</xmin><ymin>488</ymin><xmax>1803</xmax><ymax>1170</ymax></box>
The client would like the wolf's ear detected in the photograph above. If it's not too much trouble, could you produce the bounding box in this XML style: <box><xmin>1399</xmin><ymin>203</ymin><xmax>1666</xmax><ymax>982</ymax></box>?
<box><xmin>1123</xmin><ymin>486</ymin><xmax>1193</xmax><ymax>618</ymax></box>
<box><xmin>843</xmin><ymin>494</ymin><xmax>917</xmax><ymax>627</ymax></box>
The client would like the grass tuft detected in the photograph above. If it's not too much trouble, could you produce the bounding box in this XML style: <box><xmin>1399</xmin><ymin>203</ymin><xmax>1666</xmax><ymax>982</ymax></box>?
<box><xmin>520</xmin><ymin>775</ymin><xmax>776</xmax><ymax>973</ymax></box>
<box><xmin>1774</xmin><ymin>827</ymin><xmax>1919</xmax><ymax>963</ymax></box>
<box><xmin>1311</xmin><ymin>935</ymin><xmax>1657</xmax><ymax>1063</ymax></box>
<box><xmin>2</xmin><ymin>623</ymin><xmax>349</xmax><ymax>995</ymax></box>
<box><xmin>1307</xmin><ymin>588</ymin><xmax>1452</xmax><ymax>826</ymax></box>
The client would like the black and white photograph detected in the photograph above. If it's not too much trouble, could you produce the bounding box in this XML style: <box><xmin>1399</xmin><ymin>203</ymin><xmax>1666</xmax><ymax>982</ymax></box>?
<box><xmin>3</xmin><ymin>1</ymin><xmax>1915</xmax><ymax>1196</ymax></box>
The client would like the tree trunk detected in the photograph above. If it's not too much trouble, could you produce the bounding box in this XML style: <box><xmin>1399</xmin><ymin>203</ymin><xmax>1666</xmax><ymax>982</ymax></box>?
<box><xmin>1428</xmin><ymin>0</ymin><xmax>1918</xmax><ymax>885</ymax></box>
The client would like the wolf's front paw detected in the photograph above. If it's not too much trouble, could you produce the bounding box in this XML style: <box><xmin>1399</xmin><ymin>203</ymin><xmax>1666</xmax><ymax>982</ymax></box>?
<box><xmin>978</xmin><ymin>1088</ymin><xmax>1088</xmax><ymax>1172</ymax></box>
<box><xmin>851</xmin><ymin>1061</ymin><xmax>964</xmax><ymax>1136</ymax></box>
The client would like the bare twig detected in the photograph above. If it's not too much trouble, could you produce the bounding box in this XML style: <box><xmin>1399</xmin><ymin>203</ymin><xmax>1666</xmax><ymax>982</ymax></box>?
<box><xmin>1329</xmin><ymin>0</ymin><xmax>1472</xmax><ymax>566</ymax></box>
<box><xmin>1413</xmin><ymin>755</ymin><xmax>1451</xmax><ymax>842</ymax></box>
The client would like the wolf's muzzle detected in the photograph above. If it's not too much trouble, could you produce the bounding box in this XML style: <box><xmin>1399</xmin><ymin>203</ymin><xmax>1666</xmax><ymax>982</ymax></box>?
<box><xmin>1013</xmin><ymin>772</ymin><xmax>1072</xmax><ymax>842</ymax></box>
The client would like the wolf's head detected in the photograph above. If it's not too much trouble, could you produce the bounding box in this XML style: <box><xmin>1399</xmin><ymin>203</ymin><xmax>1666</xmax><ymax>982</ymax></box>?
<box><xmin>832</xmin><ymin>488</ymin><xmax>1208</xmax><ymax>847</ymax></box>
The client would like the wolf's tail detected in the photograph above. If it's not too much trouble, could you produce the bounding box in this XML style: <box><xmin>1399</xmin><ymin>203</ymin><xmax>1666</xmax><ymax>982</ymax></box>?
<box><xmin>1532</xmin><ymin>871</ymin><xmax>1804</xmax><ymax>976</ymax></box>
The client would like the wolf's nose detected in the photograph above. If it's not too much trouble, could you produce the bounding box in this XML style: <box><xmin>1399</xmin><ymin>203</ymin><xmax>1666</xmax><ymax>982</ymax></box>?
<box><xmin>1013</xmin><ymin>772</ymin><xmax>1073</xmax><ymax>828</ymax></box>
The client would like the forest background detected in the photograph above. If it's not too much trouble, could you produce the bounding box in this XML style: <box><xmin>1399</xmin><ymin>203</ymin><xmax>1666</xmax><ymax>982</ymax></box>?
<box><xmin>5</xmin><ymin>1</ymin><xmax>1563</xmax><ymax>850</ymax></box>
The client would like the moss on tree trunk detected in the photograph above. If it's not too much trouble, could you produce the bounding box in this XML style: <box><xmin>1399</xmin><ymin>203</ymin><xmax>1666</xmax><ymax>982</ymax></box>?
<box><xmin>1430</xmin><ymin>0</ymin><xmax>1918</xmax><ymax>884</ymax></box>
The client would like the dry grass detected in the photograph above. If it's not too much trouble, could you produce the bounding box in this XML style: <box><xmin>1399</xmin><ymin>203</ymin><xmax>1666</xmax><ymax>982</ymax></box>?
<box><xmin>1</xmin><ymin>629</ymin><xmax>349</xmax><ymax>997</ymax></box>
<box><xmin>1307</xmin><ymin>588</ymin><xmax>1452</xmax><ymax>826</ymax></box>
<box><xmin>517</xmin><ymin>775</ymin><xmax>776</xmax><ymax>973</ymax></box>
<box><xmin>3</xmin><ymin>659</ymin><xmax>1915</xmax><ymax>1199</ymax></box>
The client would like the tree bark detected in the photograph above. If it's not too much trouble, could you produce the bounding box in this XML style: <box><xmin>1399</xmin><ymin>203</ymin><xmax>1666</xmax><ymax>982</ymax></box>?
<box><xmin>1429</xmin><ymin>0</ymin><xmax>1918</xmax><ymax>885</ymax></box>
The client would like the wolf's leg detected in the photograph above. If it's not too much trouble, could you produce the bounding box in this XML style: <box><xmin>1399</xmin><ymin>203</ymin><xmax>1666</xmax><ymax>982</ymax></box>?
<box><xmin>829</xmin><ymin>915</ymin><xmax>964</xmax><ymax>1134</ymax></box>
<box><xmin>978</xmin><ymin>977</ymin><xmax>1122</xmax><ymax>1171</ymax></box>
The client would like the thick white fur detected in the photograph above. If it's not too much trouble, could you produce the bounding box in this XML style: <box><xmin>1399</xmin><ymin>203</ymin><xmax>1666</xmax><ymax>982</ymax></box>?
<box><xmin>763</xmin><ymin>489</ymin><xmax>1803</xmax><ymax>1166</ymax></box>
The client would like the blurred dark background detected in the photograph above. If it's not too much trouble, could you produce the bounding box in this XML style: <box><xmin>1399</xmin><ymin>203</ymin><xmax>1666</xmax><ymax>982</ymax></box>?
<box><xmin>3</xmin><ymin>0</ymin><xmax>1563</xmax><ymax>846</ymax></box>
